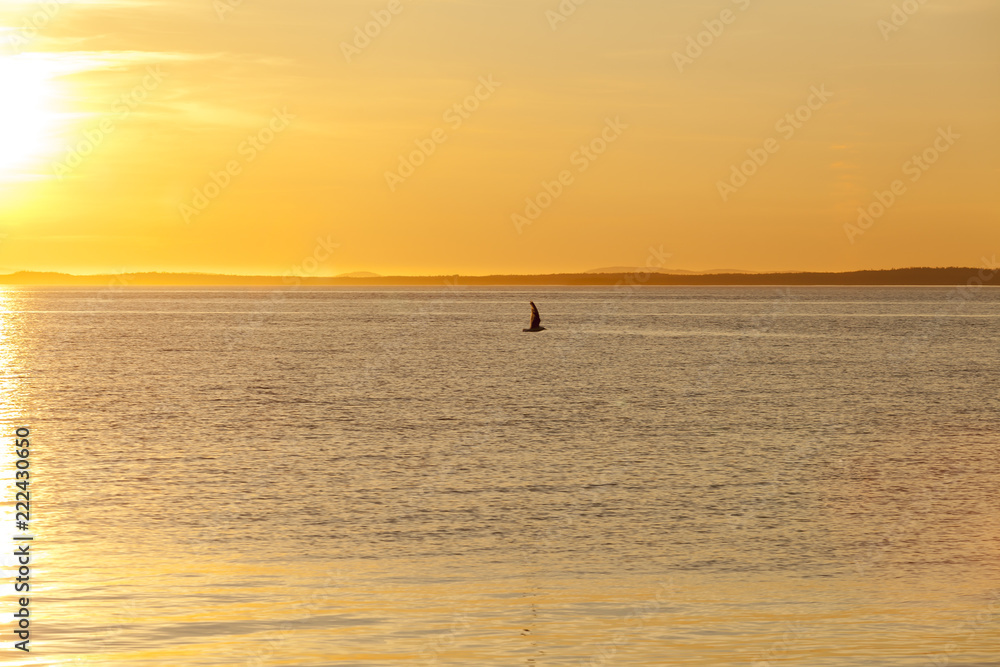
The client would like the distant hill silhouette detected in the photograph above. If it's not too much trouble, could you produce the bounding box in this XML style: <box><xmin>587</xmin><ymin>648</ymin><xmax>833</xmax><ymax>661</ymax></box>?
<box><xmin>585</xmin><ymin>266</ymin><xmax>755</xmax><ymax>275</ymax></box>
<box><xmin>336</xmin><ymin>271</ymin><xmax>382</xmax><ymax>278</ymax></box>
<box><xmin>0</xmin><ymin>267</ymin><xmax>996</xmax><ymax>286</ymax></box>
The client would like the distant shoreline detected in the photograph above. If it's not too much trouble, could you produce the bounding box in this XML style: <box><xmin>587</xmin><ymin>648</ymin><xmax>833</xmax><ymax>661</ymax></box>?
<box><xmin>1</xmin><ymin>267</ymin><xmax>997</xmax><ymax>287</ymax></box>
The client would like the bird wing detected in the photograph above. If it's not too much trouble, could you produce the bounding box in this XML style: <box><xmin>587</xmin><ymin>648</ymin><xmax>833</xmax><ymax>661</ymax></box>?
<box><xmin>529</xmin><ymin>302</ymin><xmax>541</xmax><ymax>329</ymax></box>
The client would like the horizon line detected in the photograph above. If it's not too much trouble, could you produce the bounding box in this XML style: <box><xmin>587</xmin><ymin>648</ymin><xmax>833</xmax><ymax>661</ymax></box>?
<box><xmin>0</xmin><ymin>265</ymin><xmax>988</xmax><ymax>277</ymax></box>
<box><xmin>1</xmin><ymin>266</ymin><xmax>996</xmax><ymax>287</ymax></box>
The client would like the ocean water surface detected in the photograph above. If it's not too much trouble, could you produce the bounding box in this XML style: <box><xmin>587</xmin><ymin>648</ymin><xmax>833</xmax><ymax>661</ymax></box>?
<box><xmin>0</xmin><ymin>286</ymin><xmax>998</xmax><ymax>665</ymax></box>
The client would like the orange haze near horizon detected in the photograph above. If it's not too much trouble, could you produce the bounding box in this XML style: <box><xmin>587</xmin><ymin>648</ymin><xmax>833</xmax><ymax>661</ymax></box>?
<box><xmin>0</xmin><ymin>0</ymin><xmax>997</xmax><ymax>277</ymax></box>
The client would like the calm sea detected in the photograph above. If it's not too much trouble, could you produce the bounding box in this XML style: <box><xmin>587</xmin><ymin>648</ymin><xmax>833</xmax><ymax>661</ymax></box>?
<box><xmin>1</xmin><ymin>286</ymin><xmax>998</xmax><ymax>666</ymax></box>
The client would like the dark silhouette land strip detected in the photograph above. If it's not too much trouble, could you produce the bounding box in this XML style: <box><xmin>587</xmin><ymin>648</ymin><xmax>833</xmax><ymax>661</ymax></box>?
<box><xmin>0</xmin><ymin>267</ymin><xmax>997</xmax><ymax>287</ymax></box>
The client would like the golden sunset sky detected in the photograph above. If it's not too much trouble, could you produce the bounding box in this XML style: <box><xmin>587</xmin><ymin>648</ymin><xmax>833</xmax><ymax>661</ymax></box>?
<box><xmin>0</xmin><ymin>0</ymin><xmax>997</xmax><ymax>276</ymax></box>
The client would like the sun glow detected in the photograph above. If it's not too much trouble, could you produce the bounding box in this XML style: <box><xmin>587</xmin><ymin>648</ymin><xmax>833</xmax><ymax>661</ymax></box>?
<box><xmin>0</xmin><ymin>55</ymin><xmax>61</xmax><ymax>179</ymax></box>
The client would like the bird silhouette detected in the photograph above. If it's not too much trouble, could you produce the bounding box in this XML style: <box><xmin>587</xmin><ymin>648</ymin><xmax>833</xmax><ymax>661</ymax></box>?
<box><xmin>523</xmin><ymin>302</ymin><xmax>546</xmax><ymax>332</ymax></box>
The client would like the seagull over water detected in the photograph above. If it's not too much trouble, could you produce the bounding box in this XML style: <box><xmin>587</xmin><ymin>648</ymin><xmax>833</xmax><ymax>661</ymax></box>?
<box><xmin>523</xmin><ymin>301</ymin><xmax>546</xmax><ymax>332</ymax></box>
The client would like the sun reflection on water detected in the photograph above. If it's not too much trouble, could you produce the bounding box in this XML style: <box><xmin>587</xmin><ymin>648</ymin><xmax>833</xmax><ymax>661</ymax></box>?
<box><xmin>0</xmin><ymin>288</ymin><xmax>21</xmax><ymax>423</ymax></box>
